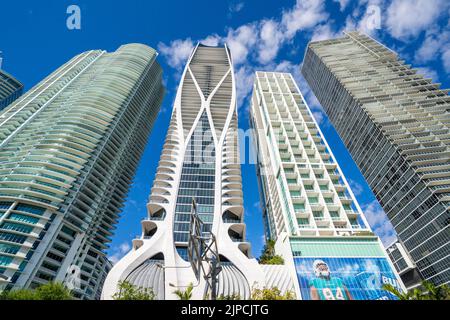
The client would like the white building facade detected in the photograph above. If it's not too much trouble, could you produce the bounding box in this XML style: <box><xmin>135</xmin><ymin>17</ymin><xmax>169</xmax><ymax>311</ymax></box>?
<box><xmin>102</xmin><ymin>45</ymin><xmax>294</xmax><ymax>300</ymax></box>
<box><xmin>250</xmin><ymin>71</ymin><xmax>405</xmax><ymax>300</ymax></box>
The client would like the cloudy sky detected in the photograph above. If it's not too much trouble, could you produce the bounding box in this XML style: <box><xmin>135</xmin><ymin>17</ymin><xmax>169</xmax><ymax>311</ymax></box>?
<box><xmin>1</xmin><ymin>0</ymin><xmax>448</xmax><ymax>264</ymax></box>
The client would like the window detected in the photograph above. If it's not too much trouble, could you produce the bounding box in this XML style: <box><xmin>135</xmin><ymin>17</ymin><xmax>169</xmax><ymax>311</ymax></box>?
<box><xmin>14</xmin><ymin>204</ymin><xmax>45</xmax><ymax>216</ymax></box>
<box><xmin>0</xmin><ymin>202</ymin><xmax>12</xmax><ymax>210</ymax></box>
<box><xmin>8</xmin><ymin>214</ymin><xmax>39</xmax><ymax>225</ymax></box>
<box><xmin>1</xmin><ymin>222</ymin><xmax>33</xmax><ymax>234</ymax></box>
<box><xmin>0</xmin><ymin>243</ymin><xmax>20</xmax><ymax>255</ymax></box>
<box><xmin>324</xmin><ymin>197</ymin><xmax>334</xmax><ymax>204</ymax></box>
<box><xmin>0</xmin><ymin>256</ymin><xmax>13</xmax><ymax>266</ymax></box>
<box><xmin>308</xmin><ymin>197</ymin><xmax>319</xmax><ymax>204</ymax></box>
<box><xmin>0</xmin><ymin>232</ymin><xmax>27</xmax><ymax>244</ymax></box>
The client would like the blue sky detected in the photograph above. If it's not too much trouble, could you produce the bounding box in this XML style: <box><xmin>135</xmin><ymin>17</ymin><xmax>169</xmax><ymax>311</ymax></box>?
<box><xmin>0</xmin><ymin>0</ymin><xmax>449</xmax><ymax>263</ymax></box>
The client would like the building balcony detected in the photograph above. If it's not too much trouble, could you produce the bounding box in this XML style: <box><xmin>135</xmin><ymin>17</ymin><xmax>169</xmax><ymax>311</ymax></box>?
<box><xmin>295</xmin><ymin>210</ymin><xmax>309</xmax><ymax>219</ymax></box>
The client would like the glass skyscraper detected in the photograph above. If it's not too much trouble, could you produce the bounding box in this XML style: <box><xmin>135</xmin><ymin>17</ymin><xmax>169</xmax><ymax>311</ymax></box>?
<box><xmin>0</xmin><ymin>44</ymin><xmax>164</xmax><ymax>299</ymax></box>
<box><xmin>302</xmin><ymin>31</ymin><xmax>450</xmax><ymax>287</ymax></box>
<box><xmin>103</xmin><ymin>44</ymin><xmax>295</xmax><ymax>300</ymax></box>
<box><xmin>250</xmin><ymin>71</ymin><xmax>404</xmax><ymax>300</ymax></box>
<box><xmin>0</xmin><ymin>69</ymin><xmax>23</xmax><ymax>111</ymax></box>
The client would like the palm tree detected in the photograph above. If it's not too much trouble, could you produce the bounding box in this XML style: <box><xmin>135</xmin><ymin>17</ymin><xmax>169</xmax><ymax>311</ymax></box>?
<box><xmin>112</xmin><ymin>280</ymin><xmax>155</xmax><ymax>300</ymax></box>
<box><xmin>382</xmin><ymin>281</ymin><xmax>450</xmax><ymax>300</ymax></box>
<box><xmin>250</xmin><ymin>286</ymin><xmax>295</xmax><ymax>300</ymax></box>
<box><xmin>173</xmin><ymin>283</ymin><xmax>194</xmax><ymax>300</ymax></box>
<box><xmin>259</xmin><ymin>239</ymin><xmax>284</xmax><ymax>265</ymax></box>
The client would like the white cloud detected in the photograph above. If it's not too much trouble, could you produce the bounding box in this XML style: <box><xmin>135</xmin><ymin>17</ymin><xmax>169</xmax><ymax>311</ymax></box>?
<box><xmin>234</xmin><ymin>64</ymin><xmax>255</xmax><ymax>111</ymax></box>
<box><xmin>157</xmin><ymin>38</ymin><xmax>194</xmax><ymax>69</ymax></box>
<box><xmin>257</xmin><ymin>19</ymin><xmax>285</xmax><ymax>64</ymax></box>
<box><xmin>281</xmin><ymin>0</ymin><xmax>329</xmax><ymax>38</ymax></box>
<box><xmin>108</xmin><ymin>241</ymin><xmax>131</xmax><ymax>265</ymax></box>
<box><xmin>415</xmin><ymin>34</ymin><xmax>441</xmax><ymax>62</ymax></box>
<box><xmin>363</xmin><ymin>200</ymin><xmax>387</xmax><ymax>226</ymax></box>
<box><xmin>228</xmin><ymin>1</ymin><xmax>245</xmax><ymax>14</ymax></box>
<box><xmin>416</xmin><ymin>67</ymin><xmax>439</xmax><ymax>82</ymax></box>
<box><xmin>414</xmin><ymin>27</ymin><xmax>450</xmax><ymax>73</ymax></box>
<box><xmin>312</xmin><ymin>111</ymin><xmax>324</xmax><ymax>124</ymax></box>
<box><xmin>442</xmin><ymin>48</ymin><xmax>450</xmax><ymax>73</ymax></box>
<box><xmin>348</xmin><ymin>179</ymin><xmax>364</xmax><ymax>196</ymax></box>
<box><xmin>201</xmin><ymin>34</ymin><xmax>222</xmax><ymax>47</ymax></box>
<box><xmin>386</xmin><ymin>0</ymin><xmax>446</xmax><ymax>40</ymax></box>
<box><xmin>273</xmin><ymin>60</ymin><xmax>302</xmax><ymax>81</ymax></box>
<box><xmin>362</xmin><ymin>200</ymin><xmax>397</xmax><ymax>246</ymax></box>
<box><xmin>311</xmin><ymin>23</ymin><xmax>342</xmax><ymax>42</ymax></box>
<box><xmin>225</xmin><ymin>24</ymin><xmax>258</xmax><ymax>65</ymax></box>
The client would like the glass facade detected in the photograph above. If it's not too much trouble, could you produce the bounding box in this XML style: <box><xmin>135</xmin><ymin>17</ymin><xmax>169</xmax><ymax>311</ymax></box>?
<box><xmin>174</xmin><ymin>112</ymin><xmax>215</xmax><ymax>246</ymax></box>
<box><xmin>0</xmin><ymin>70</ymin><xmax>23</xmax><ymax>111</ymax></box>
<box><xmin>0</xmin><ymin>44</ymin><xmax>164</xmax><ymax>299</ymax></box>
<box><xmin>302</xmin><ymin>31</ymin><xmax>450</xmax><ymax>286</ymax></box>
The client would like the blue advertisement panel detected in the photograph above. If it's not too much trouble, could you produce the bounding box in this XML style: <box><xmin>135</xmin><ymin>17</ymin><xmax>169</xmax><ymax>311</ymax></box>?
<box><xmin>294</xmin><ymin>257</ymin><xmax>401</xmax><ymax>300</ymax></box>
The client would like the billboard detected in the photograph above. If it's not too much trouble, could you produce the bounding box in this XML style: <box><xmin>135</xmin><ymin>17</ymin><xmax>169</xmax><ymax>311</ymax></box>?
<box><xmin>294</xmin><ymin>257</ymin><xmax>401</xmax><ymax>300</ymax></box>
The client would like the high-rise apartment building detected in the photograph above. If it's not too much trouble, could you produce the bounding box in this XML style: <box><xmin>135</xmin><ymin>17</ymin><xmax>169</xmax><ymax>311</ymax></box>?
<box><xmin>0</xmin><ymin>44</ymin><xmax>164</xmax><ymax>299</ymax></box>
<box><xmin>103</xmin><ymin>44</ymin><xmax>294</xmax><ymax>300</ymax></box>
<box><xmin>302</xmin><ymin>31</ymin><xmax>450</xmax><ymax>286</ymax></box>
<box><xmin>250</xmin><ymin>71</ymin><xmax>404</xmax><ymax>300</ymax></box>
<box><xmin>0</xmin><ymin>69</ymin><xmax>23</xmax><ymax>111</ymax></box>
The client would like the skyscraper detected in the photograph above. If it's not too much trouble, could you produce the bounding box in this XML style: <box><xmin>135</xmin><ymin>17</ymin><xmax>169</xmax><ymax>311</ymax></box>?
<box><xmin>102</xmin><ymin>44</ymin><xmax>294</xmax><ymax>300</ymax></box>
<box><xmin>302</xmin><ymin>31</ymin><xmax>450</xmax><ymax>287</ymax></box>
<box><xmin>0</xmin><ymin>69</ymin><xmax>23</xmax><ymax>111</ymax></box>
<box><xmin>0</xmin><ymin>44</ymin><xmax>164</xmax><ymax>299</ymax></box>
<box><xmin>250</xmin><ymin>71</ymin><xmax>404</xmax><ymax>300</ymax></box>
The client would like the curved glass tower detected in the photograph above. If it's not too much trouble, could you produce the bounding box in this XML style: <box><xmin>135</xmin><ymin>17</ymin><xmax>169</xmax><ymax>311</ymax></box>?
<box><xmin>0</xmin><ymin>69</ymin><xmax>23</xmax><ymax>111</ymax></box>
<box><xmin>0</xmin><ymin>44</ymin><xmax>164</xmax><ymax>299</ymax></box>
<box><xmin>102</xmin><ymin>44</ymin><xmax>290</xmax><ymax>300</ymax></box>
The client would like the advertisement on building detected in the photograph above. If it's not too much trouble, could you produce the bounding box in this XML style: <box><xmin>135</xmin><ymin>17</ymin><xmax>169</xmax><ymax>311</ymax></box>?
<box><xmin>294</xmin><ymin>257</ymin><xmax>401</xmax><ymax>300</ymax></box>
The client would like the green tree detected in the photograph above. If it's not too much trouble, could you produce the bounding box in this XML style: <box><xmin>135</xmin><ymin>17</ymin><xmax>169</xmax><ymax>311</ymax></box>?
<box><xmin>36</xmin><ymin>282</ymin><xmax>73</xmax><ymax>300</ymax></box>
<box><xmin>258</xmin><ymin>239</ymin><xmax>284</xmax><ymax>265</ymax></box>
<box><xmin>382</xmin><ymin>281</ymin><xmax>450</xmax><ymax>300</ymax></box>
<box><xmin>112</xmin><ymin>280</ymin><xmax>155</xmax><ymax>300</ymax></box>
<box><xmin>173</xmin><ymin>282</ymin><xmax>193</xmax><ymax>300</ymax></box>
<box><xmin>0</xmin><ymin>288</ymin><xmax>39</xmax><ymax>300</ymax></box>
<box><xmin>217</xmin><ymin>293</ymin><xmax>241</xmax><ymax>300</ymax></box>
<box><xmin>250</xmin><ymin>286</ymin><xmax>295</xmax><ymax>300</ymax></box>
<box><xmin>0</xmin><ymin>282</ymin><xmax>73</xmax><ymax>300</ymax></box>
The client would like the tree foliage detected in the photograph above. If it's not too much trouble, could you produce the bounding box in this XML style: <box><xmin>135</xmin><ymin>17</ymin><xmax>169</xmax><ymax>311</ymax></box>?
<box><xmin>112</xmin><ymin>280</ymin><xmax>155</xmax><ymax>300</ymax></box>
<box><xmin>250</xmin><ymin>286</ymin><xmax>295</xmax><ymax>300</ymax></box>
<box><xmin>382</xmin><ymin>281</ymin><xmax>450</xmax><ymax>300</ymax></box>
<box><xmin>0</xmin><ymin>282</ymin><xmax>73</xmax><ymax>300</ymax></box>
<box><xmin>258</xmin><ymin>239</ymin><xmax>284</xmax><ymax>265</ymax></box>
<box><xmin>173</xmin><ymin>282</ymin><xmax>194</xmax><ymax>300</ymax></box>
<box><xmin>217</xmin><ymin>293</ymin><xmax>241</xmax><ymax>300</ymax></box>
